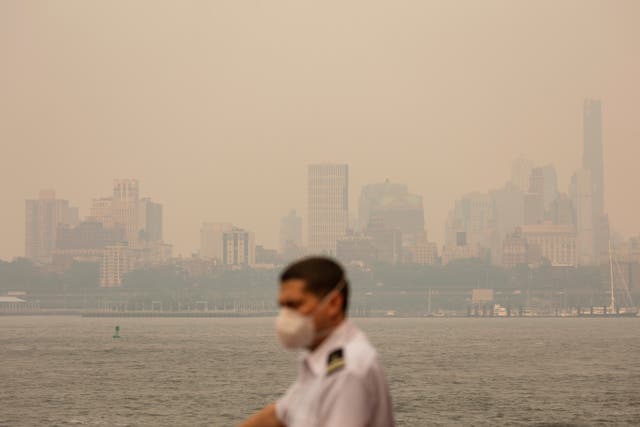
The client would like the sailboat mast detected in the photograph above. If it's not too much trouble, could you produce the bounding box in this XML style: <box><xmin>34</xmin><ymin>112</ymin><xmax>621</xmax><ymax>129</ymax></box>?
<box><xmin>609</xmin><ymin>240</ymin><xmax>615</xmax><ymax>313</ymax></box>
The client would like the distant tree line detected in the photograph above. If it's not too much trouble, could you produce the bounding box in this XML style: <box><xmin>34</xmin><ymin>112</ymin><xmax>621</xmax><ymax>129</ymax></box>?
<box><xmin>0</xmin><ymin>257</ymin><xmax>608</xmax><ymax>296</ymax></box>
<box><xmin>0</xmin><ymin>258</ymin><xmax>99</xmax><ymax>293</ymax></box>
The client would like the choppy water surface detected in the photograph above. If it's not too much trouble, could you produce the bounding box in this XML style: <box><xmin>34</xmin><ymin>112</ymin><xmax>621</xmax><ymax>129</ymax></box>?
<box><xmin>1</xmin><ymin>317</ymin><xmax>639</xmax><ymax>426</ymax></box>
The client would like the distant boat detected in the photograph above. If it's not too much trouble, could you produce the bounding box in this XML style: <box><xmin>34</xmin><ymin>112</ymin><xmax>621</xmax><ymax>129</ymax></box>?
<box><xmin>493</xmin><ymin>304</ymin><xmax>508</xmax><ymax>317</ymax></box>
<box><xmin>580</xmin><ymin>241</ymin><xmax>638</xmax><ymax>318</ymax></box>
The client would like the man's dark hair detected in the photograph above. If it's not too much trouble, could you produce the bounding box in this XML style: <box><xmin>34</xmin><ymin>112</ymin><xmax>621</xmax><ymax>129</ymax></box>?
<box><xmin>280</xmin><ymin>257</ymin><xmax>349</xmax><ymax>313</ymax></box>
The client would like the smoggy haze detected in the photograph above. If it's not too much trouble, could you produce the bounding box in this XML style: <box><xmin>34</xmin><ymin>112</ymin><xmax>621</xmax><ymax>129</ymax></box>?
<box><xmin>1</xmin><ymin>1</ymin><xmax>639</xmax><ymax>261</ymax></box>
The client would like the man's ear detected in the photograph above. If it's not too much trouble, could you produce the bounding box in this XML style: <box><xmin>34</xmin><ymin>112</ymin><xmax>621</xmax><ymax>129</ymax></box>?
<box><xmin>329</xmin><ymin>290</ymin><xmax>344</xmax><ymax>317</ymax></box>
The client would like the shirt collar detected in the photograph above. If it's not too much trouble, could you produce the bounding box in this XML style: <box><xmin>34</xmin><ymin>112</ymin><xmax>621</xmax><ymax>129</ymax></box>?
<box><xmin>303</xmin><ymin>319</ymin><xmax>355</xmax><ymax>377</ymax></box>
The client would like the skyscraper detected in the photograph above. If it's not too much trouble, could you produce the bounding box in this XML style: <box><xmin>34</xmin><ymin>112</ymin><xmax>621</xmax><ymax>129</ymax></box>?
<box><xmin>583</xmin><ymin>98</ymin><xmax>609</xmax><ymax>260</ymax></box>
<box><xmin>571</xmin><ymin>169</ymin><xmax>595</xmax><ymax>265</ymax></box>
<box><xmin>25</xmin><ymin>190</ymin><xmax>78</xmax><ymax>264</ymax></box>
<box><xmin>521</xmin><ymin>222</ymin><xmax>577</xmax><ymax>267</ymax></box>
<box><xmin>90</xmin><ymin>197</ymin><xmax>115</xmax><ymax>229</ymax></box>
<box><xmin>524</xmin><ymin>167</ymin><xmax>546</xmax><ymax>225</ymax></box>
<box><xmin>490</xmin><ymin>183</ymin><xmax>524</xmax><ymax>238</ymax></box>
<box><xmin>541</xmin><ymin>164</ymin><xmax>559</xmax><ymax>208</ymax></box>
<box><xmin>111</xmin><ymin>179</ymin><xmax>140</xmax><ymax>243</ymax></box>
<box><xmin>358</xmin><ymin>180</ymin><xmax>425</xmax><ymax>248</ymax></box>
<box><xmin>445</xmin><ymin>192</ymin><xmax>494</xmax><ymax>250</ymax></box>
<box><xmin>222</xmin><ymin>227</ymin><xmax>256</xmax><ymax>267</ymax></box>
<box><xmin>528</xmin><ymin>164</ymin><xmax>558</xmax><ymax>209</ymax></box>
<box><xmin>90</xmin><ymin>180</ymin><xmax>163</xmax><ymax>245</ymax></box>
<box><xmin>139</xmin><ymin>198</ymin><xmax>163</xmax><ymax>242</ymax></box>
<box><xmin>523</xmin><ymin>193</ymin><xmax>545</xmax><ymax>225</ymax></box>
<box><xmin>279</xmin><ymin>209</ymin><xmax>303</xmax><ymax>254</ymax></box>
<box><xmin>528</xmin><ymin>167</ymin><xmax>545</xmax><ymax>197</ymax></box>
<box><xmin>510</xmin><ymin>156</ymin><xmax>534</xmax><ymax>192</ymax></box>
<box><xmin>549</xmin><ymin>193</ymin><xmax>574</xmax><ymax>226</ymax></box>
<box><xmin>308</xmin><ymin>163</ymin><xmax>349</xmax><ymax>255</ymax></box>
<box><xmin>583</xmin><ymin>99</ymin><xmax>604</xmax><ymax>220</ymax></box>
<box><xmin>100</xmin><ymin>243</ymin><xmax>136</xmax><ymax>287</ymax></box>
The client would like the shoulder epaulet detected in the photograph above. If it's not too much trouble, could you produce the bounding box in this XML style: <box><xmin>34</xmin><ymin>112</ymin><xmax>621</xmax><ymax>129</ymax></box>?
<box><xmin>326</xmin><ymin>348</ymin><xmax>345</xmax><ymax>376</ymax></box>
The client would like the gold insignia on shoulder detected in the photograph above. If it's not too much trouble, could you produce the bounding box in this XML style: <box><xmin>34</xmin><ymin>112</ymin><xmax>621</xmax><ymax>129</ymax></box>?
<box><xmin>326</xmin><ymin>348</ymin><xmax>345</xmax><ymax>375</ymax></box>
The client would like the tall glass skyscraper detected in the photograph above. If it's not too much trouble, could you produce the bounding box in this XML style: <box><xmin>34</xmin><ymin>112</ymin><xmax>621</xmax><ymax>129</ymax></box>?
<box><xmin>582</xmin><ymin>98</ymin><xmax>609</xmax><ymax>261</ymax></box>
<box><xmin>583</xmin><ymin>99</ymin><xmax>604</xmax><ymax>219</ymax></box>
<box><xmin>308</xmin><ymin>163</ymin><xmax>349</xmax><ymax>255</ymax></box>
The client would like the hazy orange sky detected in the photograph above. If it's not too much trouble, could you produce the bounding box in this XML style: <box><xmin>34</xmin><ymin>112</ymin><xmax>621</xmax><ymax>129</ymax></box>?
<box><xmin>1</xmin><ymin>1</ymin><xmax>639</xmax><ymax>260</ymax></box>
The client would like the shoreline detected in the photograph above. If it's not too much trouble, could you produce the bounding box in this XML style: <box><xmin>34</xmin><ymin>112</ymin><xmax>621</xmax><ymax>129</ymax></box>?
<box><xmin>1</xmin><ymin>310</ymin><xmax>638</xmax><ymax>319</ymax></box>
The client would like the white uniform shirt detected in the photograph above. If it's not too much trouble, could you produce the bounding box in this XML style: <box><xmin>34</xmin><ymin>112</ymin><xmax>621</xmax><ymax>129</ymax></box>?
<box><xmin>275</xmin><ymin>320</ymin><xmax>394</xmax><ymax>427</ymax></box>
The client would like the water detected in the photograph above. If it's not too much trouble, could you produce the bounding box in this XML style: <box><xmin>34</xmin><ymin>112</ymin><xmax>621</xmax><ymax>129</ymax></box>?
<box><xmin>1</xmin><ymin>317</ymin><xmax>639</xmax><ymax>426</ymax></box>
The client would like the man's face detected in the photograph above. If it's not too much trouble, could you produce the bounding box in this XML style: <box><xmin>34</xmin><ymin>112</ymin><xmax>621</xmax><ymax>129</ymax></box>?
<box><xmin>278</xmin><ymin>279</ymin><xmax>320</xmax><ymax>316</ymax></box>
<box><xmin>278</xmin><ymin>279</ymin><xmax>339</xmax><ymax>334</ymax></box>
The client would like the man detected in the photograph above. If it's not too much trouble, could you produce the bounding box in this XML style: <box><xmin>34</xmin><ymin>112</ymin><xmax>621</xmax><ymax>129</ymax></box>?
<box><xmin>240</xmin><ymin>257</ymin><xmax>394</xmax><ymax>427</ymax></box>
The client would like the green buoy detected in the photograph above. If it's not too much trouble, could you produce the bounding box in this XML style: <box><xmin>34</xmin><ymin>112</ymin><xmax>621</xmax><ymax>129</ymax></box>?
<box><xmin>113</xmin><ymin>325</ymin><xmax>120</xmax><ymax>339</ymax></box>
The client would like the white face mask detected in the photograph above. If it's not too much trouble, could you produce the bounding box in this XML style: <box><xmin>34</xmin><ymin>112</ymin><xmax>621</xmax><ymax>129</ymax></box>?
<box><xmin>275</xmin><ymin>281</ymin><xmax>345</xmax><ymax>350</ymax></box>
<box><xmin>275</xmin><ymin>307</ymin><xmax>316</xmax><ymax>350</ymax></box>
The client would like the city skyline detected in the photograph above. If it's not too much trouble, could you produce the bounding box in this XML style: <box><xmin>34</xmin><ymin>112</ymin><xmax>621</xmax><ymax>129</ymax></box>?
<box><xmin>3</xmin><ymin>4</ymin><xmax>640</xmax><ymax>426</ymax></box>
<box><xmin>8</xmin><ymin>116</ymin><xmax>638</xmax><ymax>262</ymax></box>
<box><xmin>2</xmin><ymin>1</ymin><xmax>640</xmax><ymax>261</ymax></box>
<box><xmin>11</xmin><ymin>116</ymin><xmax>638</xmax><ymax>266</ymax></box>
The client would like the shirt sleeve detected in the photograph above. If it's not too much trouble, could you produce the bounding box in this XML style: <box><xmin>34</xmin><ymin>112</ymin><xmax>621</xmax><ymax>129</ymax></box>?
<box><xmin>320</xmin><ymin>371</ymin><xmax>375</xmax><ymax>427</ymax></box>
<box><xmin>370</xmin><ymin>364</ymin><xmax>395</xmax><ymax>427</ymax></box>
<box><xmin>275</xmin><ymin>381</ymin><xmax>297</xmax><ymax>425</ymax></box>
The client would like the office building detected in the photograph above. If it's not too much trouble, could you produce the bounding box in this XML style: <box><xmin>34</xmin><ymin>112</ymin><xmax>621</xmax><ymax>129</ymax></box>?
<box><xmin>549</xmin><ymin>193</ymin><xmax>574</xmax><ymax>226</ymax></box>
<box><xmin>502</xmin><ymin>228</ymin><xmax>528</xmax><ymax>268</ymax></box>
<box><xmin>308</xmin><ymin>163</ymin><xmax>349</xmax><ymax>255</ymax></box>
<box><xmin>25</xmin><ymin>190</ymin><xmax>78</xmax><ymax>264</ymax></box>
<box><xmin>445</xmin><ymin>192</ymin><xmax>495</xmax><ymax>251</ymax></box>
<box><xmin>410</xmin><ymin>234</ymin><xmax>439</xmax><ymax>265</ymax></box>
<box><xmin>279</xmin><ymin>210</ymin><xmax>303</xmax><ymax>254</ymax></box>
<box><xmin>366</xmin><ymin>214</ymin><xmax>402</xmax><ymax>265</ymax></box>
<box><xmin>523</xmin><ymin>193</ymin><xmax>545</xmax><ymax>225</ymax></box>
<box><xmin>90</xmin><ymin>180</ymin><xmax>164</xmax><ymax>247</ymax></box>
<box><xmin>100</xmin><ymin>244</ymin><xmax>136</xmax><ymax>287</ymax></box>
<box><xmin>528</xmin><ymin>164</ymin><xmax>558</xmax><ymax>208</ymax></box>
<box><xmin>111</xmin><ymin>179</ymin><xmax>140</xmax><ymax>243</ymax></box>
<box><xmin>139</xmin><ymin>198</ymin><xmax>163</xmax><ymax>242</ymax></box>
<box><xmin>222</xmin><ymin>227</ymin><xmax>256</xmax><ymax>267</ymax></box>
<box><xmin>583</xmin><ymin>99</ymin><xmax>604</xmax><ymax>221</ymax></box>
<box><xmin>90</xmin><ymin>197</ymin><xmax>115</xmax><ymax>229</ymax></box>
<box><xmin>583</xmin><ymin>99</ymin><xmax>610</xmax><ymax>260</ymax></box>
<box><xmin>56</xmin><ymin>220</ymin><xmax>124</xmax><ymax>250</ymax></box>
<box><xmin>489</xmin><ymin>183</ymin><xmax>525</xmax><ymax>263</ymax></box>
<box><xmin>510</xmin><ymin>156</ymin><xmax>534</xmax><ymax>192</ymax></box>
<box><xmin>571</xmin><ymin>169</ymin><xmax>595</xmax><ymax>265</ymax></box>
<box><xmin>358</xmin><ymin>180</ymin><xmax>425</xmax><ymax>249</ymax></box>
<box><xmin>521</xmin><ymin>222</ymin><xmax>577</xmax><ymax>267</ymax></box>
<box><xmin>441</xmin><ymin>243</ymin><xmax>479</xmax><ymax>266</ymax></box>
